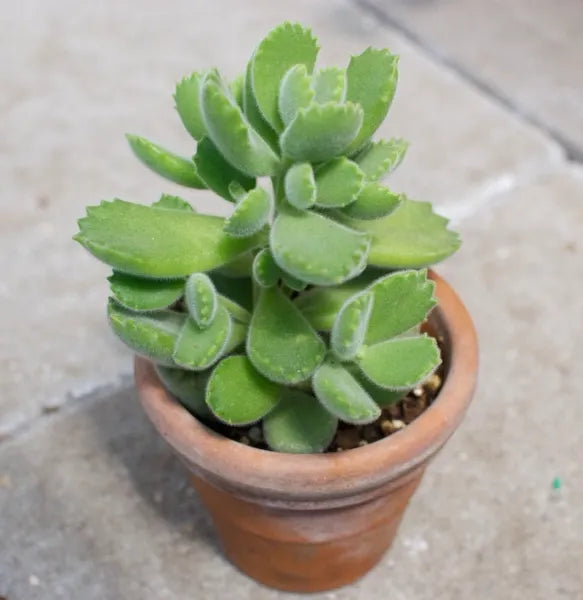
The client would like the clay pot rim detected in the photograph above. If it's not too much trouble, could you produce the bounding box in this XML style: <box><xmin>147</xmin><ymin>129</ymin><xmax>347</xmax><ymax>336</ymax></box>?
<box><xmin>135</xmin><ymin>270</ymin><xmax>478</xmax><ymax>504</ymax></box>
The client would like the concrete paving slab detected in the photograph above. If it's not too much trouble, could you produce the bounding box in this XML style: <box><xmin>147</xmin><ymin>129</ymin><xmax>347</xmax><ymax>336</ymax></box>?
<box><xmin>0</xmin><ymin>0</ymin><xmax>562</xmax><ymax>434</ymax></box>
<box><xmin>1</xmin><ymin>167</ymin><xmax>581</xmax><ymax>599</ymax></box>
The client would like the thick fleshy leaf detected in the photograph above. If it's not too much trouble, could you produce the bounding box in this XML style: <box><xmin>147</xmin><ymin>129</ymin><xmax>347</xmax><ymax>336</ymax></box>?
<box><xmin>366</xmin><ymin>270</ymin><xmax>436</xmax><ymax>344</ymax></box>
<box><xmin>331</xmin><ymin>290</ymin><xmax>374</xmax><ymax>361</ymax></box>
<box><xmin>151</xmin><ymin>194</ymin><xmax>194</xmax><ymax>212</ymax></box>
<box><xmin>125</xmin><ymin>135</ymin><xmax>206</xmax><ymax>188</ymax></box>
<box><xmin>75</xmin><ymin>200</ymin><xmax>265</xmax><ymax>278</ymax></box>
<box><xmin>355</xmin><ymin>138</ymin><xmax>408</xmax><ymax>180</ymax></box>
<box><xmin>341</xmin><ymin>182</ymin><xmax>401</xmax><ymax>220</ymax></box>
<box><xmin>223</xmin><ymin>321</ymin><xmax>248</xmax><ymax>353</ymax></box>
<box><xmin>278</xmin><ymin>64</ymin><xmax>314</xmax><ymax>127</ymax></box>
<box><xmin>247</xmin><ymin>287</ymin><xmax>325</xmax><ymax>384</ymax></box>
<box><xmin>219</xmin><ymin>295</ymin><xmax>251</xmax><ymax>324</ymax></box>
<box><xmin>284</xmin><ymin>162</ymin><xmax>316</xmax><ymax>209</ymax></box>
<box><xmin>280</xmin><ymin>102</ymin><xmax>363</xmax><ymax>163</ymax></box>
<box><xmin>107</xmin><ymin>299</ymin><xmax>185</xmax><ymax>366</ymax></box>
<box><xmin>230</xmin><ymin>74</ymin><xmax>244</xmax><ymax>108</ymax></box>
<box><xmin>193</xmin><ymin>137</ymin><xmax>255</xmax><ymax>202</ymax></box>
<box><xmin>313</xmin><ymin>360</ymin><xmax>380</xmax><ymax>424</ymax></box>
<box><xmin>263</xmin><ymin>389</ymin><xmax>337</xmax><ymax>453</ymax></box>
<box><xmin>314</xmin><ymin>157</ymin><xmax>364</xmax><ymax>208</ymax></box>
<box><xmin>350</xmin><ymin>366</ymin><xmax>407</xmax><ymax>407</ymax></box>
<box><xmin>252</xmin><ymin>248</ymin><xmax>281</xmax><ymax>288</ymax></box>
<box><xmin>201</xmin><ymin>76</ymin><xmax>280</xmax><ymax>176</ymax></box>
<box><xmin>185</xmin><ymin>273</ymin><xmax>218</xmax><ymax>328</ymax></box>
<box><xmin>210</xmin><ymin>272</ymin><xmax>253</xmax><ymax>311</ymax></box>
<box><xmin>251</xmin><ymin>22</ymin><xmax>319</xmax><ymax>131</ymax></box>
<box><xmin>213</xmin><ymin>253</ymin><xmax>254</xmax><ymax>279</ymax></box>
<box><xmin>224</xmin><ymin>186</ymin><xmax>273</xmax><ymax>238</ymax></box>
<box><xmin>340</xmin><ymin>198</ymin><xmax>461</xmax><ymax>268</ymax></box>
<box><xmin>345</xmin><ymin>48</ymin><xmax>399</xmax><ymax>154</ymax></box>
<box><xmin>108</xmin><ymin>272</ymin><xmax>184</xmax><ymax>312</ymax></box>
<box><xmin>358</xmin><ymin>334</ymin><xmax>441</xmax><ymax>390</ymax></box>
<box><xmin>173</xmin><ymin>306</ymin><xmax>231</xmax><ymax>371</ymax></box>
<box><xmin>311</xmin><ymin>67</ymin><xmax>346</xmax><ymax>103</ymax></box>
<box><xmin>206</xmin><ymin>355</ymin><xmax>279</xmax><ymax>425</ymax></box>
<box><xmin>155</xmin><ymin>365</ymin><xmax>212</xmax><ymax>419</ymax></box>
<box><xmin>282</xmin><ymin>272</ymin><xmax>307</xmax><ymax>292</ymax></box>
<box><xmin>174</xmin><ymin>72</ymin><xmax>207</xmax><ymax>141</ymax></box>
<box><xmin>270</xmin><ymin>207</ymin><xmax>370</xmax><ymax>286</ymax></box>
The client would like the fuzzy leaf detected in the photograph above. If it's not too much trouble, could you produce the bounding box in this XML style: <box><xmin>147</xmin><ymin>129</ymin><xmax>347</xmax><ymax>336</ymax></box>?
<box><xmin>126</xmin><ymin>135</ymin><xmax>206</xmax><ymax>188</ymax></box>
<box><xmin>340</xmin><ymin>198</ymin><xmax>461</xmax><ymax>268</ymax></box>
<box><xmin>193</xmin><ymin>137</ymin><xmax>255</xmax><ymax>202</ymax></box>
<box><xmin>282</xmin><ymin>272</ymin><xmax>307</xmax><ymax>292</ymax></box>
<box><xmin>151</xmin><ymin>194</ymin><xmax>194</xmax><ymax>212</ymax></box>
<box><xmin>350</xmin><ymin>366</ymin><xmax>407</xmax><ymax>407</ymax></box>
<box><xmin>108</xmin><ymin>272</ymin><xmax>184</xmax><ymax>312</ymax></box>
<box><xmin>219</xmin><ymin>295</ymin><xmax>251</xmax><ymax>324</ymax></box>
<box><xmin>213</xmin><ymin>253</ymin><xmax>254</xmax><ymax>279</ymax></box>
<box><xmin>107</xmin><ymin>299</ymin><xmax>185</xmax><ymax>366</ymax></box>
<box><xmin>230</xmin><ymin>74</ymin><xmax>244</xmax><ymax>108</ymax></box>
<box><xmin>341</xmin><ymin>182</ymin><xmax>401</xmax><ymax>220</ymax></box>
<box><xmin>174</xmin><ymin>72</ymin><xmax>207</xmax><ymax>141</ymax></box>
<box><xmin>313</xmin><ymin>360</ymin><xmax>380</xmax><ymax>424</ymax></box>
<box><xmin>280</xmin><ymin>102</ymin><xmax>363</xmax><ymax>163</ymax></box>
<box><xmin>223</xmin><ymin>321</ymin><xmax>248</xmax><ymax>353</ymax></box>
<box><xmin>283</xmin><ymin>164</ymin><xmax>314</xmax><ymax>210</ymax></box>
<box><xmin>75</xmin><ymin>200</ymin><xmax>265</xmax><ymax>278</ymax></box>
<box><xmin>206</xmin><ymin>355</ymin><xmax>279</xmax><ymax>425</ymax></box>
<box><xmin>278</xmin><ymin>64</ymin><xmax>315</xmax><ymax>127</ymax></box>
<box><xmin>314</xmin><ymin>157</ymin><xmax>365</xmax><ymax>208</ymax></box>
<box><xmin>345</xmin><ymin>48</ymin><xmax>399</xmax><ymax>153</ymax></box>
<box><xmin>247</xmin><ymin>287</ymin><xmax>325</xmax><ymax>384</ymax></box>
<box><xmin>224</xmin><ymin>186</ymin><xmax>272</xmax><ymax>238</ymax></box>
<box><xmin>358</xmin><ymin>334</ymin><xmax>441</xmax><ymax>390</ymax></box>
<box><xmin>155</xmin><ymin>365</ymin><xmax>212</xmax><ymax>419</ymax></box>
<box><xmin>173</xmin><ymin>306</ymin><xmax>231</xmax><ymax>371</ymax></box>
<box><xmin>252</xmin><ymin>248</ymin><xmax>281</xmax><ymax>288</ymax></box>
<box><xmin>312</xmin><ymin>67</ymin><xmax>346</xmax><ymax>103</ymax></box>
<box><xmin>355</xmin><ymin>138</ymin><xmax>408</xmax><ymax>180</ymax></box>
<box><xmin>331</xmin><ymin>290</ymin><xmax>374</xmax><ymax>361</ymax></box>
<box><xmin>270</xmin><ymin>207</ymin><xmax>370</xmax><ymax>286</ymax></box>
<box><xmin>251</xmin><ymin>22</ymin><xmax>319</xmax><ymax>131</ymax></box>
<box><xmin>263</xmin><ymin>389</ymin><xmax>337</xmax><ymax>453</ymax></box>
<box><xmin>366</xmin><ymin>270</ymin><xmax>436</xmax><ymax>344</ymax></box>
<box><xmin>185</xmin><ymin>273</ymin><xmax>218</xmax><ymax>328</ymax></box>
<box><xmin>201</xmin><ymin>76</ymin><xmax>280</xmax><ymax>176</ymax></box>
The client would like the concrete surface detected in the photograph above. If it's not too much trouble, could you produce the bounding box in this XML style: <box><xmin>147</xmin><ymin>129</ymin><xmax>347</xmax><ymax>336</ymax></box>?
<box><xmin>1</xmin><ymin>0</ymin><xmax>582</xmax><ymax>598</ymax></box>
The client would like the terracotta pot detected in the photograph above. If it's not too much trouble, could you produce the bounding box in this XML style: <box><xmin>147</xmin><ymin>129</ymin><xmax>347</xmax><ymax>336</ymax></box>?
<box><xmin>134</xmin><ymin>271</ymin><xmax>478</xmax><ymax>592</ymax></box>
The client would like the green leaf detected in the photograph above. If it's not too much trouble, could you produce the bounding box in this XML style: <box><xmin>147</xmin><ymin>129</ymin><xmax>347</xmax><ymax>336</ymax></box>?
<box><xmin>107</xmin><ymin>299</ymin><xmax>185</xmax><ymax>366</ymax></box>
<box><xmin>185</xmin><ymin>273</ymin><xmax>218</xmax><ymax>328</ymax></box>
<box><xmin>193</xmin><ymin>137</ymin><xmax>255</xmax><ymax>202</ymax></box>
<box><xmin>247</xmin><ymin>287</ymin><xmax>325</xmax><ymax>384</ymax></box>
<box><xmin>224</xmin><ymin>186</ymin><xmax>273</xmax><ymax>238</ymax></box>
<box><xmin>358</xmin><ymin>334</ymin><xmax>441</xmax><ymax>390</ymax></box>
<box><xmin>173</xmin><ymin>306</ymin><xmax>231</xmax><ymax>371</ymax></box>
<box><xmin>263</xmin><ymin>389</ymin><xmax>337</xmax><ymax>453</ymax></box>
<box><xmin>313</xmin><ymin>360</ymin><xmax>380</xmax><ymax>424</ymax></box>
<box><xmin>200</xmin><ymin>75</ymin><xmax>280</xmax><ymax>177</ymax></box>
<box><xmin>311</xmin><ymin>67</ymin><xmax>346</xmax><ymax>103</ymax></box>
<box><xmin>345</xmin><ymin>48</ymin><xmax>399</xmax><ymax>154</ymax></box>
<box><xmin>252</xmin><ymin>248</ymin><xmax>281</xmax><ymax>288</ymax></box>
<box><xmin>75</xmin><ymin>200</ymin><xmax>265</xmax><ymax>279</ymax></box>
<box><xmin>155</xmin><ymin>365</ymin><xmax>212</xmax><ymax>419</ymax></box>
<box><xmin>280</xmin><ymin>102</ymin><xmax>363</xmax><ymax>163</ymax></box>
<box><xmin>223</xmin><ymin>320</ymin><xmax>248</xmax><ymax>353</ymax></box>
<box><xmin>340</xmin><ymin>198</ymin><xmax>461</xmax><ymax>268</ymax></box>
<box><xmin>284</xmin><ymin>162</ymin><xmax>316</xmax><ymax>210</ymax></box>
<box><xmin>314</xmin><ymin>157</ymin><xmax>364</xmax><ymax>208</ymax></box>
<box><xmin>206</xmin><ymin>355</ymin><xmax>280</xmax><ymax>425</ymax></box>
<box><xmin>341</xmin><ymin>182</ymin><xmax>401</xmax><ymax>220</ymax></box>
<box><xmin>251</xmin><ymin>22</ymin><xmax>319</xmax><ymax>131</ymax></box>
<box><xmin>331</xmin><ymin>290</ymin><xmax>374</xmax><ymax>361</ymax></box>
<box><xmin>151</xmin><ymin>194</ymin><xmax>194</xmax><ymax>212</ymax></box>
<box><xmin>281</xmin><ymin>272</ymin><xmax>307</xmax><ymax>292</ymax></box>
<box><xmin>125</xmin><ymin>135</ymin><xmax>206</xmax><ymax>188</ymax></box>
<box><xmin>366</xmin><ymin>270</ymin><xmax>437</xmax><ymax>344</ymax></box>
<box><xmin>278</xmin><ymin>64</ymin><xmax>314</xmax><ymax>127</ymax></box>
<box><xmin>213</xmin><ymin>253</ymin><xmax>254</xmax><ymax>279</ymax></box>
<box><xmin>108</xmin><ymin>272</ymin><xmax>184</xmax><ymax>312</ymax></box>
<box><xmin>230</xmin><ymin>74</ymin><xmax>244</xmax><ymax>108</ymax></box>
<box><xmin>355</xmin><ymin>138</ymin><xmax>408</xmax><ymax>180</ymax></box>
<box><xmin>270</xmin><ymin>207</ymin><xmax>370</xmax><ymax>285</ymax></box>
<box><xmin>210</xmin><ymin>272</ymin><xmax>253</xmax><ymax>311</ymax></box>
<box><xmin>174</xmin><ymin>72</ymin><xmax>207</xmax><ymax>141</ymax></box>
<box><xmin>349</xmin><ymin>365</ymin><xmax>407</xmax><ymax>407</ymax></box>
<box><xmin>219</xmin><ymin>295</ymin><xmax>251</xmax><ymax>324</ymax></box>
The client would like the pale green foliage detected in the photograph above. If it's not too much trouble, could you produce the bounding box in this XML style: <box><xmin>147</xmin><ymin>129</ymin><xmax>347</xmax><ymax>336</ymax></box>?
<box><xmin>75</xmin><ymin>21</ymin><xmax>461</xmax><ymax>453</ymax></box>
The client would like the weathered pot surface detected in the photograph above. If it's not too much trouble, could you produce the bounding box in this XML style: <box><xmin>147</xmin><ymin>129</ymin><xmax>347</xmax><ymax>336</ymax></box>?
<box><xmin>134</xmin><ymin>271</ymin><xmax>478</xmax><ymax>592</ymax></box>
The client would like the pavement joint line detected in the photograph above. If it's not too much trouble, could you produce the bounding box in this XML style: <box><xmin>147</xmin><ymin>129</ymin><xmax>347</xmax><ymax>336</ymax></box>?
<box><xmin>352</xmin><ymin>0</ymin><xmax>583</xmax><ymax>164</ymax></box>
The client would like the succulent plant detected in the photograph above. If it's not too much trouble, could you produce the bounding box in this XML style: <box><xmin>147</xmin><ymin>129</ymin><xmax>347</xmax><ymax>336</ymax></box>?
<box><xmin>74</xmin><ymin>22</ymin><xmax>460</xmax><ymax>453</ymax></box>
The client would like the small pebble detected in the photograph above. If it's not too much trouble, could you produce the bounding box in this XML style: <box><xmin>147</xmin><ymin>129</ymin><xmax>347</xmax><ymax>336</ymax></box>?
<box><xmin>392</xmin><ymin>419</ymin><xmax>405</xmax><ymax>430</ymax></box>
<box><xmin>239</xmin><ymin>436</ymin><xmax>250</xmax><ymax>446</ymax></box>
<box><xmin>425</xmin><ymin>373</ymin><xmax>442</xmax><ymax>393</ymax></box>
<box><xmin>413</xmin><ymin>387</ymin><xmax>423</xmax><ymax>397</ymax></box>
<box><xmin>358</xmin><ymin>440</ymin><xmax>368</xmax><ymax>447</ymax></box>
